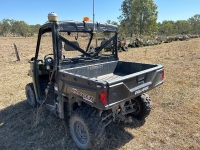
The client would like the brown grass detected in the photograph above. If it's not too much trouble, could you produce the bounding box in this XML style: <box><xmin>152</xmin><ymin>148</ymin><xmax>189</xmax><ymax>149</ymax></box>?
<box><xmin>0</xmin><ymin>37</ymin><xmax>200</xmax><ymax>150</ymax></box>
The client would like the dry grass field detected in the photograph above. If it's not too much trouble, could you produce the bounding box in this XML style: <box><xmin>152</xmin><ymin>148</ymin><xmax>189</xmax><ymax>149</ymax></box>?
<box><xmin>0</xmin><ymin>36</ymin><xmax>200</xmax><ymax>150</ymax></box>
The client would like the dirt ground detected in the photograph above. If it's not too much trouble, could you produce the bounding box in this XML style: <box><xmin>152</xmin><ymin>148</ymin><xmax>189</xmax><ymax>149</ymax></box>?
<box><xmin>0</xmin><ymin>37</ymin><xmax>200</xmax><ymax>150</ymax></box>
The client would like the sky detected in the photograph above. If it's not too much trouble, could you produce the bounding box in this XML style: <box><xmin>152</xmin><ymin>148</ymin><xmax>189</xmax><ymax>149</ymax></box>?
<box><xmin>0</xmin><ymin>0</ymin><xmax>200</xmax><ymax>25</ymax></box>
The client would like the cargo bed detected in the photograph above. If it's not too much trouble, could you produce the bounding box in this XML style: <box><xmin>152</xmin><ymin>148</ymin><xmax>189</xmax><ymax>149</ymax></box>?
<box><xmin>62</xmin><ymin>60</ymin><xmax>159</xmax><ymax>82</ymax></box>
<box><xmin>60</xmin><ymin>60</ymin><xmax>164</xmax><ymax>107</ymax></box>
<box><xmin>94</xmin><ymin>73</ymin><xmax>126</xmax><ymax>82</ymax></box>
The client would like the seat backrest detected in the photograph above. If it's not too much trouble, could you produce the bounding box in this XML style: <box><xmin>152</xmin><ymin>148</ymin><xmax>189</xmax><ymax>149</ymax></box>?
<box><xmin>64</xmin><ymin>41</ymin><xmax>80</xmax><ymax>51</ymax></box>
<box><xmin>101</xmin><ymin>40</ymin><xmax>112</xmax><ymax>49</ymax></box>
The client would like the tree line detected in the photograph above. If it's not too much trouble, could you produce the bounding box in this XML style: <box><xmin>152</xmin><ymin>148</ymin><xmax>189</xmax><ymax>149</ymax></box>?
<box><xmin>118</xmin><ymin>0</ymin><xmax>200</xmax><ymax>37</ymax></box>
<box><xmin>0</xmin><ymin>19</ymin><xmax>41</xmax><ymax>37</ymax></box>
<box><xmin>158</xmin><ymin>15</ymin><xmax>200</xmax><ymax>36</ymax></box>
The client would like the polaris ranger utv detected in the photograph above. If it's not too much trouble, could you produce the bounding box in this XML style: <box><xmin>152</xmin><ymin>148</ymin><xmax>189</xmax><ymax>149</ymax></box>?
<box><xmin>25</xmin><ymin>14</ymin><xmax>164</xmax><ymax>150</ymax></box>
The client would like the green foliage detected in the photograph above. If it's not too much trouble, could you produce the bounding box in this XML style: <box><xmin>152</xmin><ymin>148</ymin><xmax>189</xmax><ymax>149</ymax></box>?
<box><xmin>0</xmin><ymin>22</ymin><xmax>2</xmax><ymax>35</ymax></box>
<box><xmin>32</xmin><ymin>24</ymin><xmax>41</xmax><ymax>34</ymax></box>
<box><xmin>188</xmin><ymin>14</ymin><xmax>200</xmax><ymax>34</ymax></box>
<box><xmin>12</xmin><ymin>21</ymin><xmax>31</xmax><ymax>37</ymax></box>
<box><xmin>119</xmin><ymin>1</ymin><xmax>200</xmax><ymax>36</ymax></box>
<box><xmin>119</xmin><ymin>0</ymin><xmax>132</xmax><ymax>21</ymax></box>
<box><xmin>106</xmin><ymin>20</ymin><xmax>119</xmax><ymax>26</ymax></box>
<box><xmin>119</xmin><ymin>0</ymin><xmax>158</xmax><ymax>35</ymax></box>
<box><xmin>175</xmin><ymin>20</ymin><xmax>192</xmax><ymax>34</ymax></box>
<box><xmin>158</xmin><ymin>21</ymin><xmax>176</xmax><ymax>35</ymax></box>
<box><xmin>0</xmin><ymin>19</ymin><xmax>41</xmax><ymax>37</ymax></box>
<box><xmin>118</xmin><ymin>0</ymin><xmax>136</xmax><ymax>36</ymax></box>
<box><xmin>130</xmin><ymin>0</ymin><xmax>158</xmax><ymax>35</ymax></box>
<box><xmin>1</xmin><ymin>19</ymin><xmax>12</xmax><ymax>36</ymax></box>
<box><xmin>158</xmin><ymin>20</ymin><xmax>193</xmax><ymax>35</ymax></box>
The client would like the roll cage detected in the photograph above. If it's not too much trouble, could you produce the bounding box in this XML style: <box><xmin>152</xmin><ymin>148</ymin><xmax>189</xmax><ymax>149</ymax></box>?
<box><xmin>35</xmin><ymin>21</ymin><xmax>118</xmax><ymax>64</ymax></box>
<box><xmin>33</xmin><ymin>21</ymin><xmax>119</xmax><ymax>101</ymax></box>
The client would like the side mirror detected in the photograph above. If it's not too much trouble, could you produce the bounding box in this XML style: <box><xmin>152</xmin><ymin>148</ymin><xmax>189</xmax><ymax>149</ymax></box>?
<box><xmin>64</xmin><ymin>41</ymin><xmax>80</xmax><ymax>51</ymax></box>
<box><xmin>30</xmin><ymin>57</ymin><xmax>35</xmax><ymax>61</ymax></box>
<box><xmin>28</xmin><ymin>57</ymin><xmax>35</xmax><ymax>63</ymax></box>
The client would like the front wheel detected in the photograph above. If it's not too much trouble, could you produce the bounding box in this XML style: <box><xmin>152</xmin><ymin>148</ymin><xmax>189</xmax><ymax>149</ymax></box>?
<box><xmin>69</xmin><ymin>107</ymin><xmax>105</xmax><ymax>150</ymax></box>
<box><xmin>25</xmin><ymin>83</ymin><xmax>37</xmax><ymax>108</ymax></box>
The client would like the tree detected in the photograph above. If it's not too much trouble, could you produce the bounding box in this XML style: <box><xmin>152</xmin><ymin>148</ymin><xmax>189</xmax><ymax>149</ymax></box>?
<box><xmin>131</xmin><ymin>0</ymin><xmax>158</xmax><ymax>35</ymax></box>
<box><xmin>106</xmin><ymin>20</ymin><xmax>119</xmax><ymax>26</ymax></box>
<box><xmin>106</xmin><ymin>20</ymin><xmax>112</xmax><ymax>24</ymax></box>
<box><xmin>175</xmin><ymin>20</ymin><xmax>192</xmax><ymax>35</ymax></box>
<box><xmin>118</xmin><ymin>0</ymin><xmax>134</xmax><ymax>35</ymax></box>
<box><xmin>158</xmin><ymin>21</ymin><xmax>176</xmax><ymax>35</ymax></box>
<box><xmin>32</xmin><ymin>24</ymin><xmax>41</xmax><ymax>34</ymax></box>
<box><xmin>0</xmin><ymin>19</ymin><xmax>35</xmax><ymax>37</ymax></box>
<box><xmin>11</xmin><ymin>21</ymin><xmax>30</xmax><ymax>37</ymax></box>
<box><xmin>188</xmin><ymin>14</ymin><xmax>200</xmax><ymax>34</ymax></box>
<box><xmin>119</xmin><ymin>0</ymin><xmax>158</xmax><ymax>35</ymax></box>
<box><xmin>19</xmin><ymin>21</ymin><xmax>32</xmax><ymax>37</ymax></box>
<box><xmin>11</xmin><ymin>21</ymin><xmax>21</xmax><ymax>36</ymax></box>
<box><xmin>1</xmin><ymin>19</ymin><xmax>12</xmax><ymax>36</ymax></box>
<box><xmin>0</xmin><ymin>22</ymin><xmax>2</xmax><ymax>35</ymax></box>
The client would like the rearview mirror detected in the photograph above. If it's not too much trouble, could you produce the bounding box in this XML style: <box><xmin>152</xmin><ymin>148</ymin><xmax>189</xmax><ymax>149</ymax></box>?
<box><xmin>64</xmin><ymin>41</ymin><xmax>80</xmax><ymax>51</ymax></box>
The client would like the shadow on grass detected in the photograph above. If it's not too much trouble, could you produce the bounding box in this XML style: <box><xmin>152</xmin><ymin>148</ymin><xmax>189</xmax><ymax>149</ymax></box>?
<box><xmin>0</xmin><ymin>100</ymin><xmax>145</xmax><ymax>150</ymax></box>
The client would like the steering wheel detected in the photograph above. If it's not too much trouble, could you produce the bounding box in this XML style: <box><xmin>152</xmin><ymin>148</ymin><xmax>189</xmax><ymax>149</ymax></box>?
<box><xmin>44</xmin><ymin>54</ymin><xmax>54</xmax><ymax>60</ymax></box>
<box><xmin>44</xmin><ymin>54</ymin><xmax>54</xmax><ymax>67</ymax></box>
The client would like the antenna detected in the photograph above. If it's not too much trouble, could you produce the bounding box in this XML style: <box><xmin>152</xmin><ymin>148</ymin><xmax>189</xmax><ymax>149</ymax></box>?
<box><xmin>93</xmin><ymin>0</ymin><xmax>96</xmax><ymax>32</ymax></box>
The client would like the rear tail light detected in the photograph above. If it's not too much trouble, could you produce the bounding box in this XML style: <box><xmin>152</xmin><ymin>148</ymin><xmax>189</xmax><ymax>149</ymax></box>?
<box><xmin>99</xmin><ymin>90</ymin><xmax>107</xmax><ymax>105</ymax></box>
<box><xmin>162</xmin><ymin>70</ymin><xmax>164</xmax><ymax>80</ymax></box>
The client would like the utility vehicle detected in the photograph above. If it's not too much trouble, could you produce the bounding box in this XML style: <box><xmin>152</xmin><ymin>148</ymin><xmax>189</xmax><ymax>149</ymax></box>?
<box><xmin>25</xmin><ymin>13</ymin><xmax>164</xmax><ymax>150</ymax></box>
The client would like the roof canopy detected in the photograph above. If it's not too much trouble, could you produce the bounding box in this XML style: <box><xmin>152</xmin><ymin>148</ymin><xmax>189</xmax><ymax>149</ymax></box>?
<box><xmin>40</xmin><ymin>21</ymin><xmax>118</xmax><ymax>34</ymax></box>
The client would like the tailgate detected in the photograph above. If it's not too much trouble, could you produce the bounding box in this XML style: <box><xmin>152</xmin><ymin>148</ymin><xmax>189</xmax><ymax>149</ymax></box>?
<box><xmin>107</xmin><ymin>65</ymin><xmax>164</xmax><ymax>106</ymax></box>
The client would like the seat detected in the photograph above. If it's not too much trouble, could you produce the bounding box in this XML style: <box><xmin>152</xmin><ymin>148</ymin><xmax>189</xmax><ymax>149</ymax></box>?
<box><xmin>64</xmin><ymin>41</ymin><xmax>80</xmax><ymax>51</ymax></box>
<box><xmin>101</xmin><ymin>40</ymin><xmax>112</xmax><ymax>49</ymax></box>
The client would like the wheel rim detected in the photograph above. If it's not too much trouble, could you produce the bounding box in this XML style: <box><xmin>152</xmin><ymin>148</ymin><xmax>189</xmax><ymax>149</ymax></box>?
<box><xmin>131</xmin><ymin>99</ymin><xmax>141</xmax><ymax>115</ymax></box>
<box><xmin>74</xmin><ymin>121</ymin><xmax>88</xmax><ymax>145</ymax></box>
<box><xmin>27</xmin><ymin>89</ymin><xmax>35</xmax><ymax>106</ymax></box>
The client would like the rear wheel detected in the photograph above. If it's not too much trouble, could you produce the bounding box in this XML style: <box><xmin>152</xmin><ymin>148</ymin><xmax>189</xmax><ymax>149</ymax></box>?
<box><xmin>121</xmin><ymin>46</ymin><xmax>128</xmax><ymax>51</ymax></box>
<box><xmin>25</xmin><ymin>83</ymin><xmax>37</xmax><ymax>108</ymax></box>
<box><xmin>131</xmin><ymin>93</ymin><xmax>152</xmax><ymax>120</ymax></box>
<box><xmin>69</xmin><ymin>107</ymin><xmax>105</xmax><ymax>150</ymax></box>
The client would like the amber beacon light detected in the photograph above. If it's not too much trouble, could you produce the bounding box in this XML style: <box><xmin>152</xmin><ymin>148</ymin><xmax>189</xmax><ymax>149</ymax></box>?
<box><xmin>83</xmin><ymin>17</ymin><xmax>90</xmax><ymax>22</ymax></box>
